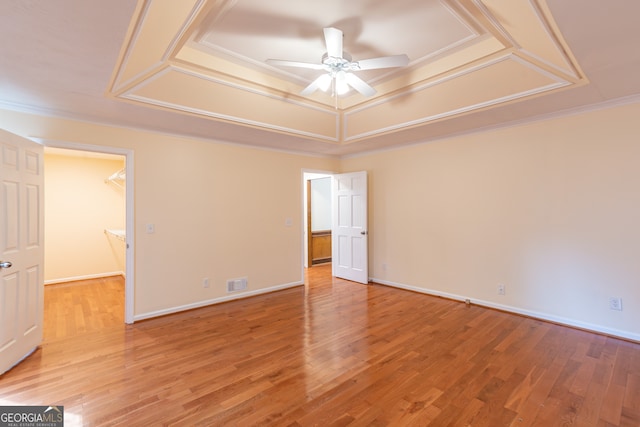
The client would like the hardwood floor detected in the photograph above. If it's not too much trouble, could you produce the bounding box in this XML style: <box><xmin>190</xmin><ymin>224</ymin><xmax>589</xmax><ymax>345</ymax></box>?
<box><xmin>1</xmin><ymin>265</ymin><xmax>639</xmax><ymax>426</ymax></box>
<box><xmin>43</xmin><ymin>276</ymin><xmax>124</xmax><ymax>339</ymax></box>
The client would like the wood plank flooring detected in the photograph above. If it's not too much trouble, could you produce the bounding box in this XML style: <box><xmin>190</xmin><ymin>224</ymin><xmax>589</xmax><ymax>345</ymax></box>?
<box><xmin>1</xmin><ymin>265</ymin><xmax>639</xmax><ymax>426</ymax></box>
<box><xmin>43</xmin><ymin>276</ymin><xmax>124</xmax><ymax>339</ymax></box>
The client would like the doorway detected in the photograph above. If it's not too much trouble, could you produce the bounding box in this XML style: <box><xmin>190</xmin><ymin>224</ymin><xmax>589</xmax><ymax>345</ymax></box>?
<box><xmin>307</xmin><ymin>176</ymin><xmax>332</xmax><ymax>267</ymax></box>
<box><xmin>302</xmin><ymin>169</ymin><xmax>369</xmax><ymax>284</ymax></box>
<box><xmin>39</xmin><ymin>140</ymin><xmax>134</xmax><ymax>324</ymax></box>
<box><xmin>303</xmin><ymin>171</ymin><xmax>333</xmax><ymax>269</ymax></box>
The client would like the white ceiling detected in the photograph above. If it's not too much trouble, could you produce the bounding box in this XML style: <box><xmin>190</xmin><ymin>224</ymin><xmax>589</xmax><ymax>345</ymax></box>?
<box><xmin>1</xmin><ymin>0</ymin><xmax>639</xmax><ymax>157</ymax></box>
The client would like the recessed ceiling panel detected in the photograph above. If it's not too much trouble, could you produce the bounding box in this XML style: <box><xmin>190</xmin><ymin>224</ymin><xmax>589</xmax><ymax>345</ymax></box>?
<box><xmin>195</xmin><ymin>0</ymin><xmax>480</xmax><ymax>85</ymax></box>
<box><xmin>113</xmin><ymin>0</ymin><xmax>204</xmax><ymax>92</ymax></box>
<box><xmin>479</xmin><ymin>0</ymin><xmax>577</xmax><ymax>78</ymax></box>
<box><xmin>344</xmin><ymin>55</ymin><xmax>569</xmax><ymax>141</ymax></box>
<box><xmin>124</xmin><ymin>67</ymin><xmax>340</xmax><ymax>142</ymax></box>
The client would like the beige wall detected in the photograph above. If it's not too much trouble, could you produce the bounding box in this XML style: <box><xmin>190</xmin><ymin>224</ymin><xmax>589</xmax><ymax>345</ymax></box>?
<box><xmin>44</xmin><ymin>152</ymin><xmax>126</xmax><ymax>283</ymax></box>
<box><xmin>2</xmin><ymin>101</ymin><xmax>639</xmax><ymax>340</ymax></box>
<box><xmin>0</xmin><ymin>109</ymin><xmax>339</xmax><ymax>319</ymax></box>
<box><xmin>341</xmin><ymin>101</ymin><xmax>640</xmax><ymax>340</ymax></box>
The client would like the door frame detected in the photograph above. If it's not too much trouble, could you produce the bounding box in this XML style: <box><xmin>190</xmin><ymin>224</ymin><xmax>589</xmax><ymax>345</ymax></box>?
<box><xmin>306</xmin><ymin>179</ymin><xmax>313</xmax><ymax>268</ymax></box>
<box><xmin>301</xmin><ymin>169</ymin><xmax>334</xmax><ymax>276</ymax></box>
<box><xmin>36</xmin><ymin>139</ymin><xmax>135</xmax><ymax>324</ymax></box>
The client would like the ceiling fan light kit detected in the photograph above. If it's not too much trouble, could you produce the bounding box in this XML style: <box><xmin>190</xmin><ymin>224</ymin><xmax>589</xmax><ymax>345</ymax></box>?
<box><xmin>266</xmin><ymin>27</ymin><xmax>409</xmax><ymax>98</ymax></box>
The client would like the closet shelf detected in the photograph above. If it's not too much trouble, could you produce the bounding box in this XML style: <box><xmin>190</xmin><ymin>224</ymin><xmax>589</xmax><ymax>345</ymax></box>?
<box><xmin>104</xmin><ymin>229</ymin><xmax>126</xmax><ymax>242</ymax></box>
<box><xmin>105</xmin><ymin>168</ymin><xmax>125</xmax><ymax>189</ymax></box>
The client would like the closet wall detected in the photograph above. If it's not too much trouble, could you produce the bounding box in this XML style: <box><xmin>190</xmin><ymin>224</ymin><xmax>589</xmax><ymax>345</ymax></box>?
<box><xmin>44</xmin><ymin>149</ymin><xmax>126</xmax><ymax>284</ymax></box>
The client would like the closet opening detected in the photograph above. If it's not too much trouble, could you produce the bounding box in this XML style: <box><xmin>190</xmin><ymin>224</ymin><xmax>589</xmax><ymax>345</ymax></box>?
<box><xmin>42</xmin><ymin>143</ymin><xmax>134</xmax><ymax>326</ymax></box>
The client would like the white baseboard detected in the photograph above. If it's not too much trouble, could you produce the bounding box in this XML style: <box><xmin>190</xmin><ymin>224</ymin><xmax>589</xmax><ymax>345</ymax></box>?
<box><xmin>133</xmin><ymin>280</ymin><xmax>304</xmax><ymax>322</ymax></box>
<box><xmin>371</xmin><ymin>277</ymin><xmax>640</xmax><ymax>343</ymax></box>
<box><xmin>45</xmin><ymin>271</ymin><xmax>125</xmax><ymax>285</ymax></box>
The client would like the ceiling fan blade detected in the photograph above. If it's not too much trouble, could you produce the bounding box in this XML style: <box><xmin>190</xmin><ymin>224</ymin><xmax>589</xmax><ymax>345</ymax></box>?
<box><xmin>266</xmin><ymin>59</ymin><xmax>325</xmax><ymax>70</ymax></box>
<box><xmin>324</xmin><ymin>27</ymin><xmax>343</xmax><ymax>58</ymax></box>
<box><xmin>345</xmin><ymin>73</ymin><xmax>377</xmax><ymax>97</ymax></box>
<box><xmin>300</xmin><ymin>75</ymin><xmax>325</xmax><ymax>96</ymax></box>
<box><xmin>355</xmin><ymin>54</ymin><xmax>410</xmax><ymax>71</ymax></box>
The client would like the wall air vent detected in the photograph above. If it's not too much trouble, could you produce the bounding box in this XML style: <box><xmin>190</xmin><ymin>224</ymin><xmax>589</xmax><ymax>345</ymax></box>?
<box><xmin>227</xmin><ymin>277</ymin><xmax>247</xmax><ymax>293</ymax></box>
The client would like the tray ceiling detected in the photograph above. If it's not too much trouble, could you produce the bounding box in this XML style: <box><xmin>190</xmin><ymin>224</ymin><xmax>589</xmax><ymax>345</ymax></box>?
<box><xmin>1</xmin><ymin>1</ymin><xmax>639</xmax><ymax>156</ymax></box>
<box><xmin>109</xmin><ymin>0</ymin><xmax>582</xmax><ymax>150</ymax></box>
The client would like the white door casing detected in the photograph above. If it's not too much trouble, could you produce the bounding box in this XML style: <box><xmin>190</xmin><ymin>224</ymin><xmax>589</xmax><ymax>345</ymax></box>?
<box><xmin>0</xmin><ymin>130</ymin><xmax>44</xmax><ymax>375</ymax></box>
<box><xmin>332</xmin><ymin>171</ymin><xmax>368</xmax><ymax>284</ymax></box>
<box><xmin>36</xmin><ymin>139</ymin><xmax>135</xmax><ymax>324</ymax></box>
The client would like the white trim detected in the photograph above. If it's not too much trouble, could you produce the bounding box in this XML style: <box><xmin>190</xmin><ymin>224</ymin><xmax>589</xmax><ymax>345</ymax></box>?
<box><xmin>524</xmin><ymin>0</ymin><xmax>579</xmax><ymax>78</ymax></box>
<box><xmin>109</xmin><ymin>0</ymin><xmax>163</xmax><ymax>94</ymax></box>
<box><xmin>196</xmin><ymin>41</ymin><xmax>312</xmax><ymax>87</ymax></box>
<box><xmin>343</xmin><ymin>54</ymin><xmax>569</xmax><ymax>142</ymax></box>
<box><xmin>45</xmin><ymin>272</ymin><xmax>124</xmax><ymax>286</ymax></box>
<box><xmin>0</xmin><ymin>101</ymin><xmax>337</xmax><ymax>159</ymax></box>
<box><xmin>347</xmin><ymin>54</ymin><xmax>519</xmax><ymax>115</ymax></box>
<box><xmin>126</xmin><ymin>91</ymin><xmax>340</xmax><ymax>143</ymax></box>
<box><xmin>33</xmin><ymin>139</ymin><xmax>136</xmax><ymax>324</ymax></box>
<box><xmin>518</xmin><ymin>48</ymin><xmax>577</xmax><ymax>80</ymax></box>
<box><xmin>162</xmin><ymin>0</ymin><xmax>208</xmax><ymax>63</ymax></box>
<box><xmin>471</xmin><ymin>0</ymin><xmax>520</xmax><ymax>48</ymax></box>
<box><xmin>110</xmin><ymin>0</ymin><xmax>209</xmax><ymax>94</ymax></box>
<box><xmin>371</xmin><ymin>277</ymin><xmax>640</xmax><ymax>343</ymax></box>
<box><xmin>341</xmin><ymin>93</ymin><xmax>640</xmax><ymax>160</ymax></box>
<box><xmin>470</xmin><ymin>0</ymin><xmax>577</xmax><ymax>79</ymax></box>
<box><xmin>122</xmin><ymin>66</ymin><xmax>340</xmax><ymax>143</ymax></box>
<box><xmin>133</xmin><ymin>281</ymin><xmax>303</xmax><ymax>322</ymax></box>
<box><xmin>301</xmin><ymin>169</ymin><xmax>335</xmax><ymax>272</ymax></box>
<box><xmin>4</xmin><ymin>86</ymin><xmax>640</xmax><ymax>161</ymax></box>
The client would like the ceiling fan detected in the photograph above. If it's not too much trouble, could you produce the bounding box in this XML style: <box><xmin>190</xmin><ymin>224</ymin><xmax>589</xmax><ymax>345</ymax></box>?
<box><xmin>266</xmin><ymin>27</ymin><xmax>409</xmax><ymax>97</ymax></box>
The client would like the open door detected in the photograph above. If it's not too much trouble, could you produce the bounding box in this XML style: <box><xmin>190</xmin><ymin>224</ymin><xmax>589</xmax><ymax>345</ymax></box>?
<box><xmin>332</xmin><ymin>171</ymin><xmax>368</xmax><ymax>284</ymax></box>
<box><xmin>0</xmin><ymin>130</ymin><xmax>44</xmax><ymax>375</ymax></box>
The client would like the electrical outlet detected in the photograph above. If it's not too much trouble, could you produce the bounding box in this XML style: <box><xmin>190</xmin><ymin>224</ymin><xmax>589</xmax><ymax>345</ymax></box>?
<box><xmin>203</xmin><ymin>278</ymin><xmax>210</xmax><ymax>288</ymax></box>
<box><xmin>497</xmin><ymin>284</ymin><xmax>505</xmax><ymax>295</ymax></box>
<box><xmin>609</xmin><ymin>297</ymin><xmax>622</xmax><ymax>311</ymax></box>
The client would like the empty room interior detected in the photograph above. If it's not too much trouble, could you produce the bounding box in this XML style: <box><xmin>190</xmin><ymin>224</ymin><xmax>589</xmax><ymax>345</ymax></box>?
<box><xmin>1</xmin><ymin>1</ymin><xmax>639</xmax><ymax>425</ymax></box>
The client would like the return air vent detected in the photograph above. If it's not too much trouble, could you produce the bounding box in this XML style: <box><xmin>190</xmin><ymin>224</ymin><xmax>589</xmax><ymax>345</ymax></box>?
<box><xmin>227</xmin><ymin>277</ymin><xmax>247</xmax><ymax>293</ymax></box>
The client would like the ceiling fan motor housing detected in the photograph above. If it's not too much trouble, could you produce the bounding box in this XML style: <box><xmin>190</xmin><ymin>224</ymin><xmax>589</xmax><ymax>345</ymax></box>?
<box><xmin>321</xmin><ymin>52</ymin><xmax>357</xmax><ymax>73</ymax></box>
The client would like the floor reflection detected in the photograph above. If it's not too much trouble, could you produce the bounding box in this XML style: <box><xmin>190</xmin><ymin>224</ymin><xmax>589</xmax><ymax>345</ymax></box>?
<box><xmin>302</xmin><ymin>264</ymin><xmax>372</xmax><ymax>399</ymax></box>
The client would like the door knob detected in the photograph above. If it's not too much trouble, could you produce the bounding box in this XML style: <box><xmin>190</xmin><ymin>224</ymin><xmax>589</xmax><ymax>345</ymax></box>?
<box><xmin>0</xmin><ymin>261</ymin><xmax>12</xmax><ymax>269</ymax></box>
<box><xmin>360</xmin><ymin>231</ymin><xmax>367</xmax><ymax>235</ymax></box>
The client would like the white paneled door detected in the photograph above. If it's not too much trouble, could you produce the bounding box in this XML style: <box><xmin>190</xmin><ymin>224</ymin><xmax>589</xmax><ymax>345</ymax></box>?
<box><xmin>332</xmin><ymin>171</ymin><xmax>368</xmax><ymax>284</ymax></box>
<box><xmin>0</xmin><ymin>130</ymin><xmax>44</xmax><ymax>375</ymax></box>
